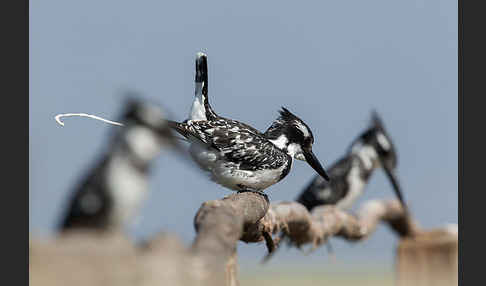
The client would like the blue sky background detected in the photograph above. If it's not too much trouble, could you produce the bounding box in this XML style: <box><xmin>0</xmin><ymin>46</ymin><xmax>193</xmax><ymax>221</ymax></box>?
<box><xmin>30</xmin><ymin>0</ymin><xmax>457</xmax><ymax>270</ymax></box>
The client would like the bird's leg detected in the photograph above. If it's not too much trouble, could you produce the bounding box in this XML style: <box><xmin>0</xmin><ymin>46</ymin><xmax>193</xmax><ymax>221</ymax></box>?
<box><xmin>236</xmin><ymin>189</ymin><xmax>274</xmax><ymax>260</ymax></box>
<box><xmin>237</xmin><ymin>189</ymin><xmax>269</xmax><ymax>204</ymax></box>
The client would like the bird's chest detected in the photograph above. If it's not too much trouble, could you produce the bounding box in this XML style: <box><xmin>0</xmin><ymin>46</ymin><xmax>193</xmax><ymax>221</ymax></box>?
<box><xmin>189</xmin><ymin>144</ymin><xmax>289</xmax><ymax>191</ymax></box>
<box><xmin>189</xmin><ymin>143</ymin><xmax>220</xmax><ymax>170</ymax></box>
<box><xmin>214</xmin><ymin>163</ymin><xmax>289</xmax><ymax>191</ymax></box>
<box><xmin>335</xmin><ymin>166</ymin><xmax>366</xmax><ymax>209</ymax></box>
<box><xmin>106</xmin><ymin>157</ymin><xmax>148</xmax><ymax>225</ymax></box>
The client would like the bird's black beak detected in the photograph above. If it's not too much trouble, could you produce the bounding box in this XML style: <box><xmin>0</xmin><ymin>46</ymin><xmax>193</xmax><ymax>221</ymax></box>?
<box><xmin>382</xmin><ymin>160</ymin><xmax>407</xmax><ymax>211</ymax></box>
<box><xmin>303</xmin><ymin>150</ymin><xmax>330</xmax><ymax>181</ymax></box>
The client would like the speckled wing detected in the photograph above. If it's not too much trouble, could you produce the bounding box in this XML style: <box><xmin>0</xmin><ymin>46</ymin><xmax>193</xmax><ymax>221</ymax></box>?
<box><xmin>296</xmin><ymin>156</ymin><xmax>354</xmax><ymax>210</ymax></box>
<box><xmin>59</xmin><ymin>157</ymin><xmax>112</xmax><ymax>230</ymax></box>
<box><xmin>169</xmin><ymin>119</ymin><xmax>289</xmax><ymax>171</ymax></box>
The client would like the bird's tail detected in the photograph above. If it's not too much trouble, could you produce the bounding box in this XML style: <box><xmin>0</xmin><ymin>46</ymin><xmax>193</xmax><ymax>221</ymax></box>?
<box><xmin>188</xmin><ymin>52</ymin><xmax>217</xmax><ymax>121</ymax></box>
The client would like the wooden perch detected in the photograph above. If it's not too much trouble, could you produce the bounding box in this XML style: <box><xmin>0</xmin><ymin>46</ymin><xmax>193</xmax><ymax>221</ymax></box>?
<box><xmin>30</xmin><ymin>193</ymin><xmax>418</xmax><ymax>286</ymax></box>
<box><xmin>260</xmin><ymin>199</ymin><xmax>419</xmax><ymax>249</ymax></box>
<box><xmin>190</xmin><ymin>192</ymin><xmax>418</xmax><ymax>284</ymax></box>
<box><xmin>192</xmin><ymin>192</ymin><xmax>269</xmax><ymax>286</ymax></box>
<box><xmin>193</xmin><ymin>192</ymin><xmax>269</xmax><ymax>259</ymax></box>
<box><xmin>193</xmin><ymin>192</ymin><xmax>417</xmax><ymax>251</ymax></box>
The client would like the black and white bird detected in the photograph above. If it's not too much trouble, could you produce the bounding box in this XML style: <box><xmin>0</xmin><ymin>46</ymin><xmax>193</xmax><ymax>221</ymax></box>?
<box><xmin>296</xmin><ymin>111</ymin><xmax>407</xmax><ymax>211</ymax></box>
<box><xmin>169</xmin><ymin>52</ymin><xmax>330</xmax><ymax>195</ymax></box>
<box><xmin>59</xmin><ymin>99</ymin><xmax>179</xmax><ymax>232</ymax></box>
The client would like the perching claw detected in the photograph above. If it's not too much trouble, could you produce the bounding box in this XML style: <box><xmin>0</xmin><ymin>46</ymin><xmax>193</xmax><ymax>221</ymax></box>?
<box><xmin>261</xmin><ymin>231</ymin><xmax>276</xmax><ymax>263</ymax></box>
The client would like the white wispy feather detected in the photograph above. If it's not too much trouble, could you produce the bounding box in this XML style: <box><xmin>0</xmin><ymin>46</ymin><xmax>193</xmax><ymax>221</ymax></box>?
<box><xmin>55</xmin><ymin>113</ymin><xmax>124</xmax><ymax>127</ymax></box>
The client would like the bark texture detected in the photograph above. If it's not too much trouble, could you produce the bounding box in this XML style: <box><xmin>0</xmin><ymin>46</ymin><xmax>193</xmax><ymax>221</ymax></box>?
<box><xmin>396</xmin><ymin>225</ymin><xmax>458</xmax><ymax>286</ymax></box>
<box><xmin>30</xmin><ymin>193</ymin><xmax>418</xmax><ymax>286</ymax></box>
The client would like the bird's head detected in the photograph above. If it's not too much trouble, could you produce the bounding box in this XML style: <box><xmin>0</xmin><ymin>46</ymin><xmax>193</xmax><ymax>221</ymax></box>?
<box><xmin>265</xmin><ymin>107</ymin><xmax>330</xmax><ymax>181</ymax></box>
<box><xmin>120</xmin><ymin>97</ymin><xmax>181</xmax><ymax>160</ymax></box>
<box><xmin>350</xmin><ymin>111</ymin><xmax>397</xmax><ymax>170</ymax></box>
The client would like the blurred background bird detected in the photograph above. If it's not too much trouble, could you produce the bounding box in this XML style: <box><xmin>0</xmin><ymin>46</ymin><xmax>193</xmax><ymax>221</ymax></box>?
<box><xmin>296</xmin><ymin>111</ymin><xmax>406</xmax><ymax>211</ymax></box>
<box><xmin>58</xmin><ymin>96</ymin><xmax>181</xmax><ymax>233</ymax></box>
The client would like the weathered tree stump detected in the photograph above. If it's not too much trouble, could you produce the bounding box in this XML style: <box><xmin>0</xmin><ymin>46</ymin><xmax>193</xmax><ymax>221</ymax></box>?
<box><xmin>396</xmin><ymin>226</ymin><xmax>458</xmax><ymax>286</ymax></box>
<box><xmin>29</xmin><ymin>195</ymin><xmax>422</xmax><ymax>286</ymax></box>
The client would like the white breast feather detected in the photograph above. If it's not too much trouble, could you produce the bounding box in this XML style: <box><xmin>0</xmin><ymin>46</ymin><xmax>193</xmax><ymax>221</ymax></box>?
<box><xmin>355</xmin><ymin>145</ymin><xmax>378</xmax><ymax>170</ymax></box>
<box><xmin>335</xmin><ymin>163</ymin><xmax>366</xmax><ymax>210</ymax></box>
<box><xmin>106</xmin><ymin>156</ymin><xmax>148</xmax><ymax>226</ymax></box>
<box><xmin>212</xmin><ymin>162</ymin><xmax>288</xmax><ymax>191</ymax></box>
<box><xmin>189</xmin><ymin>143</ymin><xmax>288</xmax><ymax>191</ymax></box>
<box><xmin>125</xmin><ymin>126</ymin><xmax>161</xmax><ymax>161</ymax></box>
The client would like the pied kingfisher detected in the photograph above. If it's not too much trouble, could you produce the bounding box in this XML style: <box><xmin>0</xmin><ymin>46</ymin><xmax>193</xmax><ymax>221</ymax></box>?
<box><xmin>59</xmin><ymin>98</ymin><xmax>179</xmax><ymax>232</ymax></box>
<box><xmin>169</xmin><ymin>52</ymin><xmax>330</xmax><ymax>195</ymax></box>
<box><xmin>296</xmin><ymin>111</ymin><xmax>407</xmax><ymax>211</ymax></box>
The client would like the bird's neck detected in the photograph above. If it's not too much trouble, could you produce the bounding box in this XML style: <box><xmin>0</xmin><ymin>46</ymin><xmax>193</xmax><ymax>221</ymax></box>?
<box><xmin>350</xmin><ymin>143</ymin><xmax>379</xmax><ymax>173</ymax></box>
<box><xmin>267</xmin><ymin>133</ymin><xmax>297</xmax><ymax>150</ymax></box>
<box><xmin>268</xmin><ymin>134</ymin><xmax>288</xmax><ymax>150</ymax></box>
<box><xmin>109</xmin><ymin>125</ymin><xmax>161</xmax><ymax>172</ymax></box>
